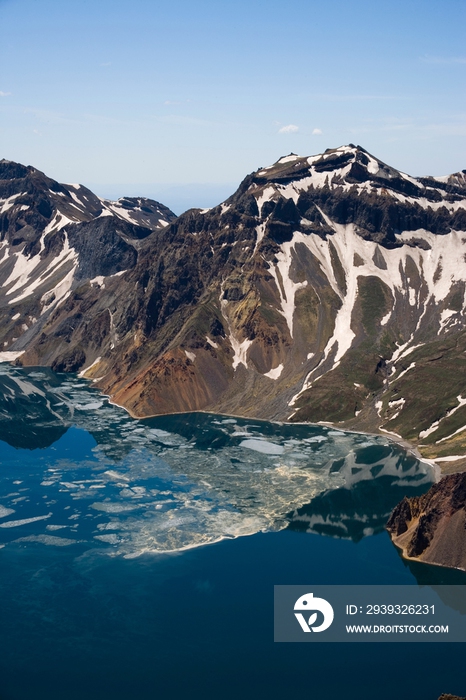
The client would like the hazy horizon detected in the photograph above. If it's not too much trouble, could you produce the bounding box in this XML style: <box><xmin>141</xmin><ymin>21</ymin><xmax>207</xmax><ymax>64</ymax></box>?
<box><xmin>1</xmin><ymin>0</ymin><xmax>464</xmax><ymax>190</ymax></box>
<box><xmin>85</xmin><ymin>181</ymin><xmax>240</xmax><ymax>215</ymax></box>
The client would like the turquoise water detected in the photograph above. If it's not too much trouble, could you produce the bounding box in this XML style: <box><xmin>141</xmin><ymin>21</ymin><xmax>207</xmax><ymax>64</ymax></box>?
<box><xmin>0</xmin><ymin>366</ymin><xmax>465</xmax><ymax>700</ymax></box>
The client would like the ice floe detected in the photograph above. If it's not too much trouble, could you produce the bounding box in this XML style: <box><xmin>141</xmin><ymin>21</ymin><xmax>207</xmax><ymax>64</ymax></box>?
<box><xmin>13</xmin><ymin>534</ymin><xmax>78</xmax><ymax>546</ymax></box>
<box><xmin>0</xmin><ymin>514</ymin><xmax>51</xmax><ymax>528</ymax></box>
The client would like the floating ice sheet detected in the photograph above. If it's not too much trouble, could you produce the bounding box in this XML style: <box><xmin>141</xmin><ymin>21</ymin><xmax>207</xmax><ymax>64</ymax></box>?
<box><xmin>13</xmin><ymin>534</ymin><xmax>78</xmax><ymax>546</ymax></box>
<box><xmin>0</xmin><ymin>514</ymin><xmax>51</xmax><ymax>528</ymax></box>
<box><xmin>0</xmin><ymin>365</ymin><xmax>435</xmax><ymax>556</ymax></box>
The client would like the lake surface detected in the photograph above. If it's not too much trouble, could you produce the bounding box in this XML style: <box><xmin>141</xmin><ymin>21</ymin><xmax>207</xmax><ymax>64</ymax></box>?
<box><xmin>0</xmin><ymin>365</ymin><xmax>465</xmax><ymax>700</ymax></box>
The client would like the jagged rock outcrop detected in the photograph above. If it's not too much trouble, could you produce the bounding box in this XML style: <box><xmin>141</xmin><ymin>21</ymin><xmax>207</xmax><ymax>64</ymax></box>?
<box><xmin>2</xmin><ymin>146</ymin><xmax>466</xmax><ymax>465</ymax></box>
<box><xmin>387</xmin><ymin>472</ymin><xmax>466</xmax><ymax>569</ymax></box>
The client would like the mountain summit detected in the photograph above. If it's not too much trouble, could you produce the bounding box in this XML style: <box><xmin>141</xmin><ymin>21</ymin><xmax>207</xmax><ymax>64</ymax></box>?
<box><xmin>2</xmin><ymin>147</ymin><xmax>466</xmax><ymax>465</ymax></box>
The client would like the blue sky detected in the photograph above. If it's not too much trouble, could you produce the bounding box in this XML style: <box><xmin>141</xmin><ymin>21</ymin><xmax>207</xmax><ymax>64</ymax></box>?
<box><xmin>1</xmin><ymin>0</ymin><xmax>465</xmax><ymax>212</ymax></box>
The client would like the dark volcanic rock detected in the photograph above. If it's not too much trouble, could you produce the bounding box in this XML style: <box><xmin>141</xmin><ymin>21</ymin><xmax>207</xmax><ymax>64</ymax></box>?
<box><xmin>51</xmin><ymin>346</ymin><xmax>86</xmax><ymax>372</ymax></box>
<box><xmin>69</xmin><ymin>218</ymin><xmax>139</xmax><ymax>280</ymax></box>
<box><xmin>387</xmin><ymin>473</ymin><xmax>466</xmax><ymax>569</ymax></box>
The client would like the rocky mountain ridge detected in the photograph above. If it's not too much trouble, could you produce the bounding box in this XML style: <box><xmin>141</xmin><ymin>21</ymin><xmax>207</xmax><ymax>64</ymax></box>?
<box><xmin>0</xmin><ymin>158</ymin><xmax>175</xmax><ymax>361</ymax></box>
<box><xmin>2</xmin><ymin>146</ymin><xmax>466</xmax><ymax>467</ymax></box>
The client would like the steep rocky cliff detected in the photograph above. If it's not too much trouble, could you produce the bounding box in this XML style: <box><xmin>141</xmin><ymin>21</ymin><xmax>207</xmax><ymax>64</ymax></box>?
<box><xmin>387</xmin><ymin>472</ymin><xmax>466</xmax><ymax>569</ymax></box>
<box><xmin>2</xmin><ymin>147</ymin><xmax>466</xmax><ymax>464</ymax></box>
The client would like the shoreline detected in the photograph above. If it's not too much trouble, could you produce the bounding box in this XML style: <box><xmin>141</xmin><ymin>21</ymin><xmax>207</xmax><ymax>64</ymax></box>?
<box><xmin>2</xmin><ymin>358</ymin><xmax>457</xmax><ymax>479</ymax></box>
<box><xmin>108</xmin><ymin>389</ymin><xmax>443</xmax><ymax>478</ymax></box>
<box><xmin>388</xmin><ymin>535</ymin><xmax>466</xmax><ymax>573</ymax></box>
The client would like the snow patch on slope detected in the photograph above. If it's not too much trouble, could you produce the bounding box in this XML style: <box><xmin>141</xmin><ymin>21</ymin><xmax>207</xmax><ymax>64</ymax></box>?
<box><xmin>264</xmin><ymin>363</ymin><xmax>284</xmax><ymax>380</ymax></box>
<box><xmin>267</xmin><ymin>243</ymin><xmax>307</xmax><ymax>337</ymax></box>
<box><xmin>287</xmin><ymin>217</ymin><xmax>466</xmax><ymax>407</ymax></box>
<box><xmin>254</xmin><ymin>222</ymin><xmax>267</xmax><ymax>252</ymax></box>
<box><xmin>230</xmin><ymin>337</ymin><xmax>253</xmax><ymax>370</ymax></box>
<box><xmin>0</xmin><ymin>193</ymin><xmax>25</xmax><ymax>213</ymax></box>
<box><xmin>219</xmin><ymin>284</ymin><xmax>253</xmax><ymax>370</ymax></box>
<box><xmin>278</xmin><ymin>155</ymin><xmax>300</xmax><ymax>164</ymax></box>
<box><xmin>0</xmin><ymin>351</ymin><xmax>24</xmax><ymax>362</ymax></box>
<box><xmin>6</xmin><ymin>231</ymin><xmax>78</xmax><ymax>306</ymax></box>
<box><xmin>419</xmin><ymin>396</ymin><xmax>466</xmax><ymax>440</ymax></box>
<box><xmin>255</xmin><ymin>186</ymin><xmax>275</xmax><ymax>216</ymax></box>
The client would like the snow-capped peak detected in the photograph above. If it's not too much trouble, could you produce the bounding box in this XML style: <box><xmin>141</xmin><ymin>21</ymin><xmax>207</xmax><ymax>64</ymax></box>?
<box><xmin>249</xmin><ymin>145</ymin><xmax>466</xmax><ymax>213</ymax></box>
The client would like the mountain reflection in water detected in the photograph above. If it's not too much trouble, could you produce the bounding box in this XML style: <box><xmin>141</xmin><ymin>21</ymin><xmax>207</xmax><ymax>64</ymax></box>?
<box><xmin>0</xmin><ymin>365</ymin><xmax>435</xmax><ymax>556</ymax></box>
<box><xmin>287</xmin><ymin>446</ymin><xmax>431</xmax><ymax>541</ymax></box>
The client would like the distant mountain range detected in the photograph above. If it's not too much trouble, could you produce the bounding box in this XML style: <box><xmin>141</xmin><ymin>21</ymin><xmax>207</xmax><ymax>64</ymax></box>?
<box><xmin>2</xmin><ymin>146</ymin><xmax>466</xmax><ymax>466</ymax></box>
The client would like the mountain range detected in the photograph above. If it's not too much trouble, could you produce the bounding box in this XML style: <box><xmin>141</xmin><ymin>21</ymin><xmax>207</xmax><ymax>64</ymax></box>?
<box><xmin>1</xmin><ymin>145</ymin><xmax>466</xmax><ymax>469</ymax></box>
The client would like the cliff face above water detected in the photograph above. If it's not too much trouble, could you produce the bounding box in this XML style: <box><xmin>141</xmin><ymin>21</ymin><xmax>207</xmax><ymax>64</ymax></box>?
<box><xmin>387</xmin><ymin>472</ymin><xmax>466</xmax><ymax>570</ymax></box>
<box><xmin>2</xmin><ymin>147</ymin><xmax>466</xmax><ymax>464</ymax></box>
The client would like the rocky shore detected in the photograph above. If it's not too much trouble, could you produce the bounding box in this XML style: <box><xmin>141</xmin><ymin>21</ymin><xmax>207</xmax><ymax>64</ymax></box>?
<box><xmin>387</xmin><ymin>471</ymin><xmax>466</xmax><ymax>570</ymax></box>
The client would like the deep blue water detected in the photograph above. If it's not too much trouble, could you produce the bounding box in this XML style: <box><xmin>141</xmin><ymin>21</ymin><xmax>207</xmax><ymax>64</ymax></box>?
<box><xmin>0</xmin><ymin>366</ymin><xmax>465</xmax><ymax>700</ymax></box>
